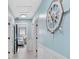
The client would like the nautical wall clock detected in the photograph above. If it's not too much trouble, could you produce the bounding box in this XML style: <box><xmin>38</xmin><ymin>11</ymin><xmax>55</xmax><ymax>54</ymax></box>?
<box><xmin>46</xmin><ymin>0</ymin><xmax>64</xmax><ymax>33</ymax></box>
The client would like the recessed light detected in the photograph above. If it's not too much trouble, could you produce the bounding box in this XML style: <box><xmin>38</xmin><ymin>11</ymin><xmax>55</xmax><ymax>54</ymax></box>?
<box><xmin>20</xmin><ymin>15</ymin><xmax>26</xmax><ymax>18</ymax></box>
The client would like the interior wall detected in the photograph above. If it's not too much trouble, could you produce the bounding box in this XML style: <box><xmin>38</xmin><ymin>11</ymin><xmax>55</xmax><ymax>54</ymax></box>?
<box><xmin>35</xmin><ymin>0</ymin><xmax>70</xmax><ymax>58</ymax></box>
<box><xmin>37</xmin><ymin>0</ymin><xmax>70</xmax><ymax>14</ymax></box>
<box><xmin>37</xmin><ymin>13</ymin><xmax>70</xmax><ymax>58</ymax></box>
<box><xmin>8</xmin><ymin>11</ymin><xmax>15</xmax><ymax>59</ymax></box>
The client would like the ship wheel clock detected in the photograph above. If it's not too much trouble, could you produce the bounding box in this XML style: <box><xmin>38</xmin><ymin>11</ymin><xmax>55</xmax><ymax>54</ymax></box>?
<box><xmin>46</xmin><ymin>0</ymin><xmax>64</xmax><ymax>33</ymax></box>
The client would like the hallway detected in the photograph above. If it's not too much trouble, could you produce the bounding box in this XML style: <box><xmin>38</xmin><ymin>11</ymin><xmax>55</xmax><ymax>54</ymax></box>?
<box><xmin>8</xmin><ymin>0</ymin><xmax>70</xmax><ymax>59</ymax></box>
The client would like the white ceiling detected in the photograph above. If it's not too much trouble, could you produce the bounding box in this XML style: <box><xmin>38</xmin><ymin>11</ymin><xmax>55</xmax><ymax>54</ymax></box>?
<box><xmin>8</xmin><ymin>0</ymin><xmax>42</xmax><ymax>19</ymax></box>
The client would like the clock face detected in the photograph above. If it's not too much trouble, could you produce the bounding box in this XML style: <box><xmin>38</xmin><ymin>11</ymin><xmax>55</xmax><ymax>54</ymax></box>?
<box><xmin>52</xmin><ymin>4</ymin><xmax>59</xmax><ymax>11</ymax></box>
<box><xmin>46</xmin><ymin>0</ymin><xmax>63</xmax><ymax>33</ymax></box>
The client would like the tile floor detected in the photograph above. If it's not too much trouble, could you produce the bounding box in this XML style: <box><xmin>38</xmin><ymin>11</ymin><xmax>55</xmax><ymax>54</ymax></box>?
<box><xmin>12</xmin><ymin>45</ymin><xmax>36</xmax><ymax>59</ymax></box>
<box><xmin>12</xmin><ymin>43</ymin><xmax>68</xmax><ymax>59</ymax></box>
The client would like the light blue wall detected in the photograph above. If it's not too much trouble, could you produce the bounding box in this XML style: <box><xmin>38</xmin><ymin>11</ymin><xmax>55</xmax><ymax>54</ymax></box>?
<box><xmin>37</xmin><ymin>0</ymin><xmax>70</xmax><ymax>14</ymax></box>
<box><xmin>36</xmin><ymin>0</ymin><xmax>70</xmax><ymax>58</ymax></box>
<box><xmin>37</xmin><ymin>0</ymin><xmax>52</xmax><ymax>14</ymax></box>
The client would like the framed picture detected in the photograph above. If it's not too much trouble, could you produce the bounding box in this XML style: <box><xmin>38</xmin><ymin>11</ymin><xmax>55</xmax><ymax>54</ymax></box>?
<box><xmin>19</xmin><ymin>27</ymin><xmax>26</xmax><ymax>36</ymax></box>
